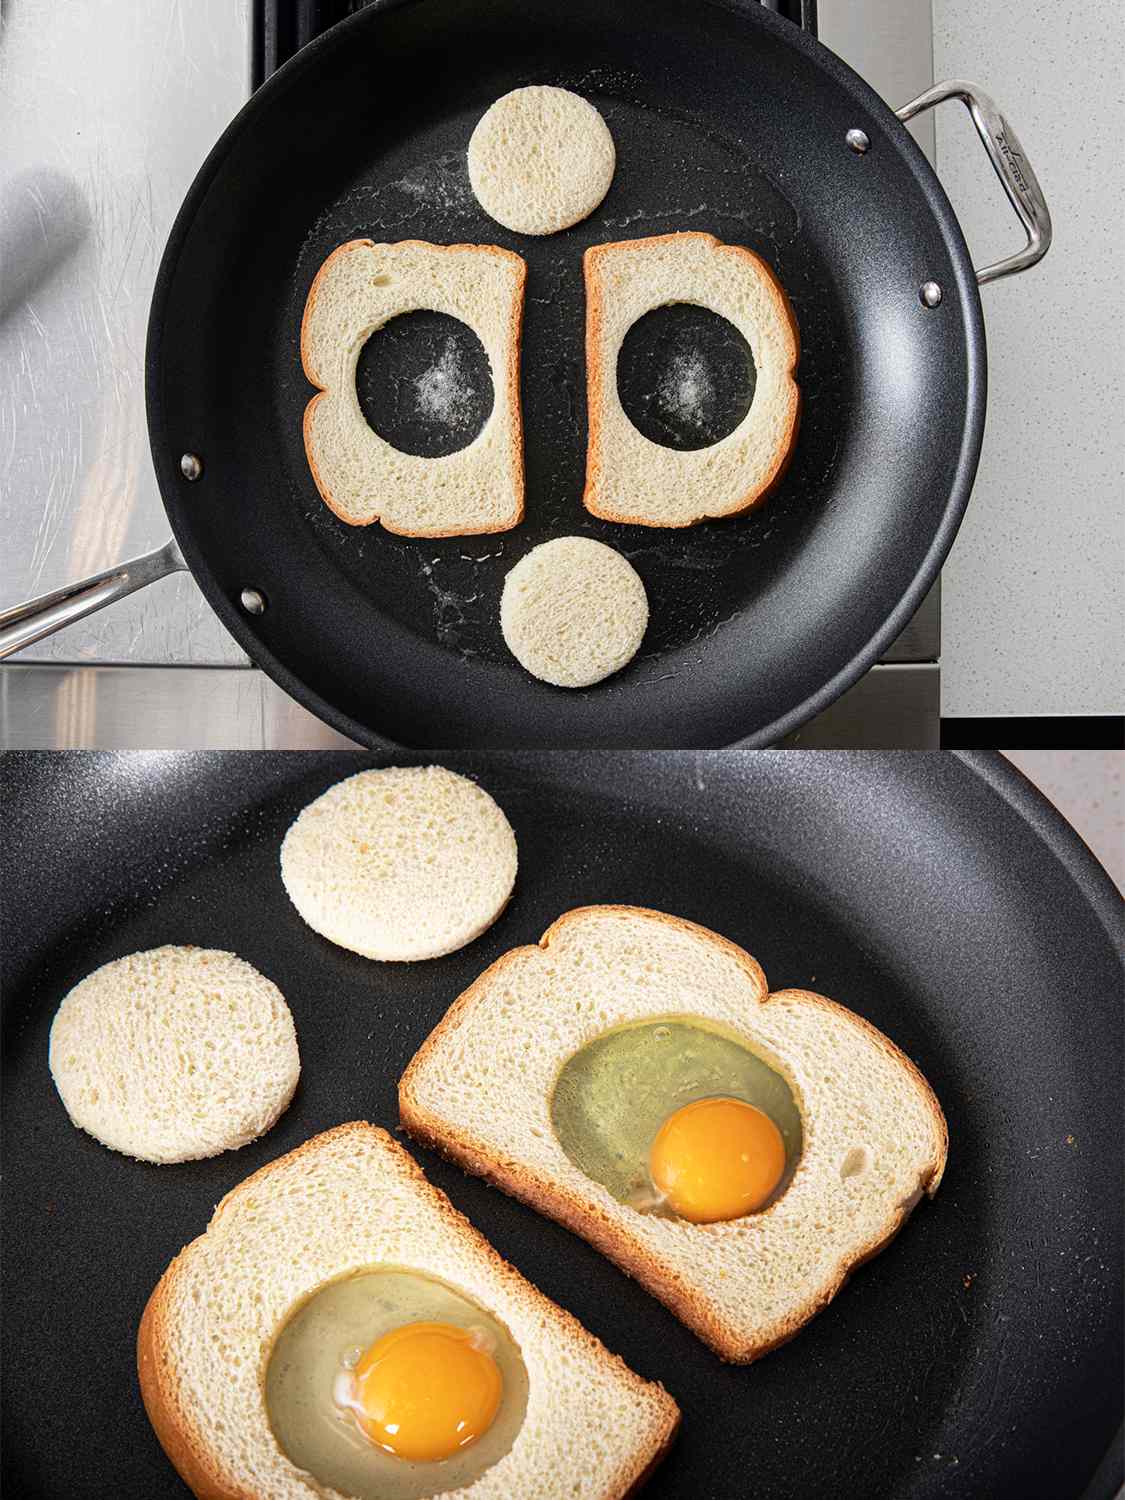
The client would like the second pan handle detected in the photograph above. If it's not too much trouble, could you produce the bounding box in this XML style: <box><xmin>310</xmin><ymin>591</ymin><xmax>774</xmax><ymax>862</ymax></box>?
<box><xmin>896</xmin><ymin>79</ymin><xmax>1052</xmax><ymax>284</ymax></box>
<box><xmin>0</xmin><ymin>539</ymin><xmax>187</xmax><ymax>660</ymax></box>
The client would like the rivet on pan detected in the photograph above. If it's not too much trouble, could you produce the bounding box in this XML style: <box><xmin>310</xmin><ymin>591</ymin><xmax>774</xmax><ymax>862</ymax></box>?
<box><xmin>180</xmin><ymin>452</ymin><xmax>203</xmax><ymax>481</ymax></box>
<box><xmin>845</xmin><ymin>128</ymin><xmax>870</xmax><ymax>154</ymax></box>
<box><xmin>240</xmin><ymin>589</ymin><xmax>267</xmax><ymax>616</ymax></box>
<box><xmin>920</xmin><ymin>281</ymin><xmax>943</xmax><ymax>308</ymax></box>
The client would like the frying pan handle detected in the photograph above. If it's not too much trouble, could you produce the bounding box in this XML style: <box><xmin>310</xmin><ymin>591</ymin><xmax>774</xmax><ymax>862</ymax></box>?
<box><xmin>0</xmin><ymin>539</ymin><xmax>187</xmax><ymax>659</ymax></box>
<box><xmin>896</xmin><ymin>79</ymin><xmax>1052</xmax><ymax>284</ymax></box>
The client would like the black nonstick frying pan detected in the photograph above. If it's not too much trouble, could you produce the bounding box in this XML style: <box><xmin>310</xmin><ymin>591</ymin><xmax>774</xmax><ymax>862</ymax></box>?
<box><xmin>0</xmin><ymin>0</ymin><xmax>1051</xmax><ymax>747</ymax></box>
<box><xmin>2</xmin><ymin>751</ymin><xmax>1121</xmax><ymax>1499</ymax></box>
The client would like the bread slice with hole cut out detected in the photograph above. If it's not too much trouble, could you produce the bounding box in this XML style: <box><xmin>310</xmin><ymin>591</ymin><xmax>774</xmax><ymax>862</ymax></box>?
<box><xmin>400</xmin><ymin>906</ymin><xmax>947</xmax><ymax>1363</ymax></box>
<box><xmin>583</xmin><ymin>232</ymin><xmax>800</xmax><ymax>526</ymax></box>
<box><xmin>302</xmin><ymin>239</ymin><xmax>525</xmax><ymax>536</ymax></box>
<box><xmin>139</xmin><ymin>1123</ymin><xmax>679</xmax><ymax>1500</ymax></box>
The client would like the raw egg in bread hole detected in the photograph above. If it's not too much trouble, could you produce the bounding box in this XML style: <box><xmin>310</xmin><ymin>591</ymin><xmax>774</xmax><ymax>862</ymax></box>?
<box><xmin>550</xmin><ymin>1017</ymin><xmax>803</xmax><ymax>1224</ymax></box>
<box><xmin>265</xmin><ymin>1268</ymin><xmax>528</xmax><ymax>1500</ymax></box>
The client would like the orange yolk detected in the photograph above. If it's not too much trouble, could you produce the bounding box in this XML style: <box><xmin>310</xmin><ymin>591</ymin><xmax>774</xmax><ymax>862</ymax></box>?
<box><xmin>351</xmin><ymin>1321</ymin><xmax>502</xmax><ymax>1462</ymax></box>
<box><xmin>649</xmin><ymin>1096</ymin><xmax>786</xmax><ymax>1223</ymax></box>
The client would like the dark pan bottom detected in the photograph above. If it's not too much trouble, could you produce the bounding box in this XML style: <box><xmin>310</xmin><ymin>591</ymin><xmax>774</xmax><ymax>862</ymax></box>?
<box><xmin>2</xmin><ymin>751</ymin><xmax>1120</xmax><ymax>1498</ymax></box>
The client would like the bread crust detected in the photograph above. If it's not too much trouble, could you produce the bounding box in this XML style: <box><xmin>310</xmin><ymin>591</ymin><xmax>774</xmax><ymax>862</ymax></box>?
<box><xmin>139</xmin><ymin>1250</ymin><xmax>255</xmax><ymax>1500</ymax></box>
<box><xmin>300</xmin><ymin>239</ymin><xmax>526</xmax><ymax>537</ymax></box>
<box><xmin>582</xmin><ymin>232</ymin><xmax>801</xmax><ymax>527</ymax></box>
<box><xmin>138</xmin><ymin>1122</ymin><xmax>678</xmax><ymax>1500</ymax></box>
<box><xmin>399</xmin><ymin>906</ymin><xmax>948</xmax><ymax>1363</ymax></box>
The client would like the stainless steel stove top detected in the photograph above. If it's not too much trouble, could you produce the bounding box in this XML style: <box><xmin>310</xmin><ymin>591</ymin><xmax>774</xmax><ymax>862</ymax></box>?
<box><xmin>0</xmin><ymin>0</ymin><xmax>939</xmax><ymax>749</ymax></box>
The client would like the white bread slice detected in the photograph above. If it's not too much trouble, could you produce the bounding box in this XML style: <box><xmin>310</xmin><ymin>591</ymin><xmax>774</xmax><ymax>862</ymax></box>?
<box><xmin>468</xmin><ymin>86</ymin><xmax>616</xmax><ymax>236</ymax></box>
<box><xmin>280</xmin><ymin>765</ymin><xmax>518</xmax><ymax>962</ymax></box>
<box><xmin>48</xmin><ymin>946</ymin><xmax>299</xmax><ymax>1164</ymax></box>
<box><xmin>500</xmin><ymin>536</ymin><xmax>649</xmax><ymax>688</ymax></box>
<box><xmin>301</xmin><ymin>239</ymin><xmax>525</xmax><ymax>535</ymax></box>
<box><xmin>400</xmin><ymin>906</ymin><xmax>947</xmax><ymax>1363</ymax></box>
<box><xmin>583</xmin><ymin>232</ymin><xmax>800</xmax><ymax>526</ymax></box>
<box><xmin>138</xmin><ymin>1123</ymin><xmax>679</xmax><ymax>1500</ymax></box>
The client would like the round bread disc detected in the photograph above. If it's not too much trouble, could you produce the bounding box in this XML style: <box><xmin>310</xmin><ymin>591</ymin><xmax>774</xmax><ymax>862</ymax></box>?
<box><xmin>501</xmin><ymin>536</ymin><xmax>649</xmax><ymax>688</ymax></box>
<box><xmin>48</xmin><ymin>947</ymin><xmax>299</xmax><ymax>1164</ymax></box>
<box><xmin>280</xmin><ymin>765</ymin><xmax>518</xmax><ymax>961</ymax></box>
<box><xmin>467</xmin><ymin>85</ymin><xmax>616</xmax><ymax>235</ymax></box>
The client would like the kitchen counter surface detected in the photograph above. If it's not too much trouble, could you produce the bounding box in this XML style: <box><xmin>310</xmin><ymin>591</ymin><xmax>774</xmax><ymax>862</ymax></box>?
<box><xmin>934</xmin><ymin>0</ymin><xmax>1124</xmax><ymax>715</ymax></box>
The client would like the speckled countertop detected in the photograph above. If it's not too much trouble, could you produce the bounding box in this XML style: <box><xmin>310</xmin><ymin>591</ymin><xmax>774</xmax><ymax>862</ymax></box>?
<box><xmin>934</xmin><ymin>0</ymin><xmax>1125</xmax><ymax>715</ymax></box>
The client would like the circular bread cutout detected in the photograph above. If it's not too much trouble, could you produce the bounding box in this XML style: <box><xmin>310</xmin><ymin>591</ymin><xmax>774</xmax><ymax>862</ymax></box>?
<box><xmin>468</xmin><ymin>86</ymin><xmax>616</xmax><ymax>235</ymax></box>
<box><xmin>280</xmin><ymin>765</ymin><xmax>517</xmax><ymax>961</ymax></box>
<box><xmin>48</xmin><ymin>946</ymin><xmax>299</xmax><ymax>1164</ymax></box>
<box><xmin>355</xmin><ymin>311</ymin><xmax>493</xmax><ymax>457</ymax></box>
<box><xmin>500</xmin><ymin>536</ymin><xmax>649</xmax><ymax>688</ymax></box>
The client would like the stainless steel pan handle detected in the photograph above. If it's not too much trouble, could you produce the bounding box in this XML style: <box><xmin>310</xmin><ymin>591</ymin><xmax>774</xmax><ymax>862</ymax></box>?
<box><xmin>896</xmin><ymin>79</ymin><xmax>1052</xmax><ymax>284</ymax></box>
<box><xmin>0</xmin><ymin>538</ymin><xmax>186</xmax><ymax>660</ymax></box>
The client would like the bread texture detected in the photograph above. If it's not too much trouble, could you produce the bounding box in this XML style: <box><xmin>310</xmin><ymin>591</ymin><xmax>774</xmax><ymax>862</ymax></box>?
<box><xmin>500</xmin><ymin>536</ymin><xmax>649</xmax><ymax>688</ymax></box>
<box><xmin>48</xmin><ymin>946</ymin><xmax>299</xmax><ymax>1164</ymax></box>
<box><xmin>280</xmin><ymin>765</ymin><xmax>517</xmax><ymax>962</ymax></box>
<box><xmin>468</xmin><ymin>86</ymin><xmax>616</xmax><ymax>236</ymax></box>
<box><xmin>583</xmin><ymin>233</ymin><xmax>800</xmax><ymax>526</ymax></box>
<box><xmin>301</xmin><ymin>239</ymin><xmax>525</xmax><ymax>535</ymax></box>
<box><xmin>400</xmin><ymin>906</ymin><xmax>947</xmax><ymax>1363</ymax></box>
<box><xmin>138</xmin><ymin>1123</ymin><xmax>679</xmax><ymax>1500</ymax></box>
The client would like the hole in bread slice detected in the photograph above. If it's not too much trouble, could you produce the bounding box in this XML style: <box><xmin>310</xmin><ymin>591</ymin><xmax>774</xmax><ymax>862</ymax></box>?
<box><xmin>616</xmin><ymin>304</ymin><xmax>756</xmax><ymax>451</ymax></box>
<box><xmin>356</xmin><ymin>311</ymin><xmax>494</xmax><ymax>458</ymax></box>
<box><xmin>399</xmin><ymin>906</ymin><xmax>948</xmax><ymax>1363</ymax></box>
<box><xmin>583</xmin><ymin>233</ymin><xmax>799</xmax><ymax>526</ymax></box>
<box><xmin>301</xmin><ymin>240</ymin><xmax>525</xmax><ymax>536</ymax></box>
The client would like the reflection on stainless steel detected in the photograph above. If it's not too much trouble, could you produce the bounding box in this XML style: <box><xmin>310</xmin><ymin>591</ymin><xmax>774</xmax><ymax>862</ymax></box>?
<box><xmin>0</xmin><ymin>168</ymin><xmax>90</xmax><ymax>321</ymax></box>
<box><xmin>0</xmin><ymin>661</ymin><xmax>934</xmax><ymax>750</ymax></box>
<box><xmin>895</xmin><ymin>80</ymin><xmax>1052</xmax><ymax>283</ymax></box>
<box><xmin>0</xmin><ymin>0</ymin><xmax>248</xmax><ymax>663</ymax></box>
<box><xmin>883</xmin><ymin>580</ymin><xmax>939</xmax><ymax>661</ymax></box>
<box><xmin>0</xmin><ymin>539</ymin><xmax>186</xmax><ymax>659</ymax></box>
<box><xmin>778</xmin><ymin>664</ymin><xmax>939</xmax><ymax>748</ymax></box>
<box><xmin>0</xmin><ymin>665</ymin><xmax>361</xmax><ymax>750</ymax></box>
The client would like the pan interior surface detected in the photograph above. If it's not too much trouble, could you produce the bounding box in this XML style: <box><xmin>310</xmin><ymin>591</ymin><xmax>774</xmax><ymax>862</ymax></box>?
<box><xmin>2</xmin><ymin>752</ymin><xmax>1120</xmax><ymax>1500</ymax></box>
<box><xmin>150</xmin><ymin>0</ymin><xmax>981</xmax><ymax>746</ymax></box>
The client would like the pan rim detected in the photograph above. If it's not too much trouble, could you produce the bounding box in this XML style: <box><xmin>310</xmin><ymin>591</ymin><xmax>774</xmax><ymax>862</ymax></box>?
<box><xmin>954</xmin><ymin>751</ymin><xmax>1125</xmax><ymax>949</ymax></box>
<box><xmin>958</xmin><ymin>748</ymin><xmax>1123</xmax><ymax>1500</ymax></box>
<box><xmin>146</xmin><ymin>0</ymin><xmax>987</xmax><ymax>749</ymax></box>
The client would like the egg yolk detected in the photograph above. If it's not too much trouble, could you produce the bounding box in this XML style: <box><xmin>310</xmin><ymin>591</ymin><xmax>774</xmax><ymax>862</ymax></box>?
<box><xmin>649</xmin><ymin>1096</ymin><xmax>786</xmax><ymax>1223</ymax></box>
<box><xmin>350</xmin><ymin>1321</ymin><xmax>502</xmax><ymax>1462</ymax></box>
